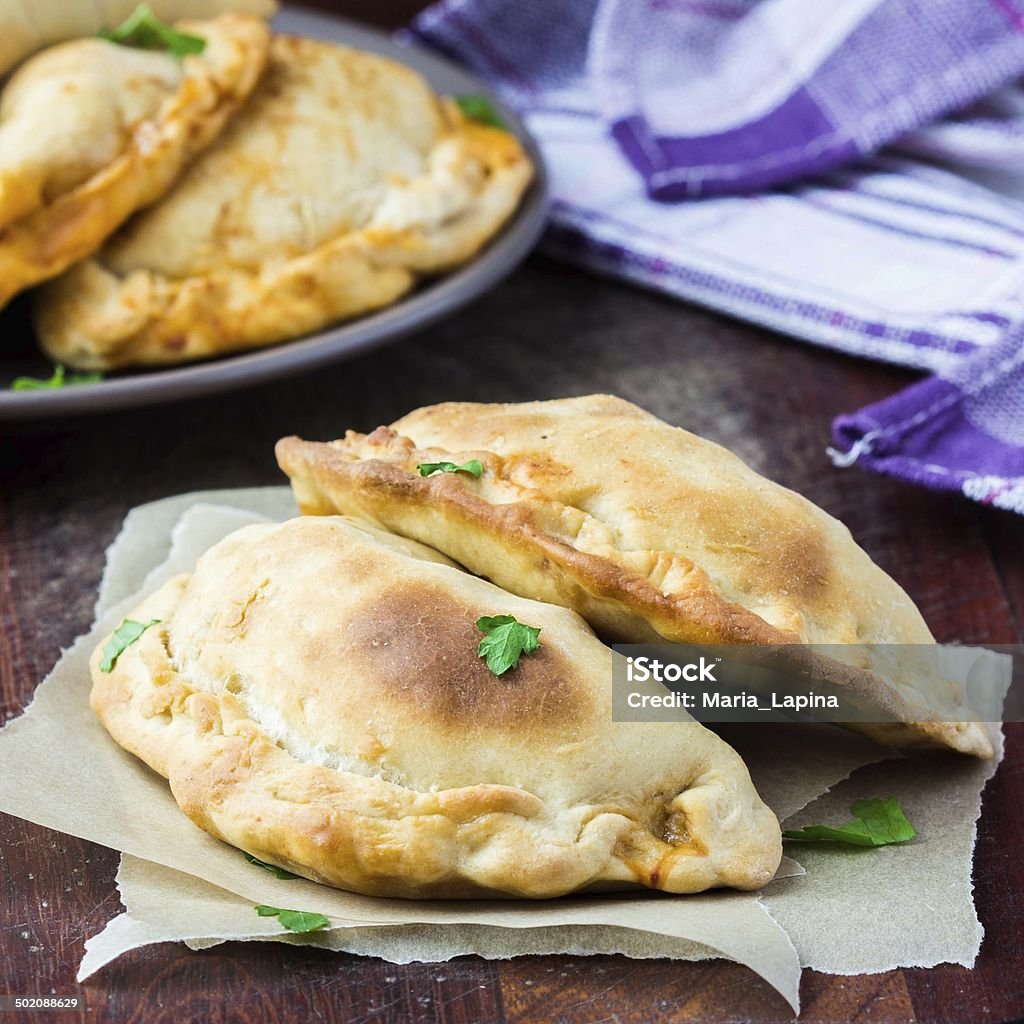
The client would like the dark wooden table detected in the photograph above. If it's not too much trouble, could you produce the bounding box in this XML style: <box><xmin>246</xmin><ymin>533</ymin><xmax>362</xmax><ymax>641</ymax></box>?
<box><xmin>3</xmin><ymin>4</ymin><xmax>1024</xmax><ymax>1023</ymax></box>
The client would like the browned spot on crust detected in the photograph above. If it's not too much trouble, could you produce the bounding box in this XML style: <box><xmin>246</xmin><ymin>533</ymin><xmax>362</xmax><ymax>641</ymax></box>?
<box><xmin>778</xmin><ymin>541</ymin><xmax>830</xmax><ymax>603</ymax></box>
<box><xmin>343</xmin><ymin>582</ymin><xmax>588</xmax><ymax>731</ymax></box>
<box><xmin>504</xmin><ymin>452</ymin><xmax>574</xmax><ymax>486</ymax></box>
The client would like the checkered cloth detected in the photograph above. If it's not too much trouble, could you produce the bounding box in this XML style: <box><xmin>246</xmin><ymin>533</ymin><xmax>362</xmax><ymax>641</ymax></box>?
<box><xmin>409</xmin><ymin>0</ymin><xmax>1024</xmax><ymax>514</ymax></box>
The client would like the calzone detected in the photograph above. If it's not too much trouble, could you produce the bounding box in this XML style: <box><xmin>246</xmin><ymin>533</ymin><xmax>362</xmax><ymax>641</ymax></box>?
<box><xmin>0</xmin><ymin>12</ymin><xmax>270</xmax><ymax>310</ymax></box>
<box><xmin>0</xmin><ymin>1</ymin><xmax>276</xmax><ymax>78</ymax></box>
<box><xmin>90</xmin><ymin>515</ymin><xmax>782</xmax><ymax>899</ymax></box>
<box><xmin>36</xmin><ymin>34</ymin><xmax>534</xmax><ymax>370</ymax></box>
<box><xmin>276</xmin><ymin>395</ymin><xmax>992</xmax><ymax>758</ymax></box>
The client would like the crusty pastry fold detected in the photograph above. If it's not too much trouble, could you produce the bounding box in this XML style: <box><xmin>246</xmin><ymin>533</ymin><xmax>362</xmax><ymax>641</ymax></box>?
<box><xmin>90</xmin><ymin>515</ymin><xmax>782</xmax><ymax>899</ymax></box>
<box><xmin>35</xmin><ymin>34</ymin><xmax>534</xmax><ymax>370</ymax></box>
<box><xmin>0</xmin><ymin>12</ymin><xmax>270</xmax><ymax>310</ymax></box>
<box><xmin>276</xmin><ymin>395</ymin><xmax>993</xmax><ymax>758</ymax></box>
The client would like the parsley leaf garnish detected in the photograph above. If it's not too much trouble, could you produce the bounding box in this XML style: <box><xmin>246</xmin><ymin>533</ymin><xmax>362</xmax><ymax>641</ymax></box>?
<box><xmin>99</xmin><ymin>618</ymin><xmax>160</xmax><ymax>673</ymax></box>
<box><xmin>417</xmin><ymin>459</ymin><xmax>483</xmax><ymax>478</ymax></box>
<box><xmin>12</xmin><ymin>365</ymin><xmax>103</xmax><ymax>391</ymax></box>
<box><xmin>244</xmin><ymin>852</ymin><xmax>299</xmax><ymax>880</ymax></box>
<box><xmin>255</xmin><ymin>905</ymin><xmax>330</xmax><ymax>933</ymax></box>
<box><xmin>99</xmin><ymin>4</ymin><xmax>206</xmax><ymax>58</ymax></box>
<box><xmin>783</xmin><ymin>798</ymin><xmax>916</xmax><ymax>847</ymax></box>
<box><xmin>476</xmin><ymin>615</ymin><xmax>541</xmax><ymax>676</ymax></box>
<box><xmin>455</xmin><ymin>95</ymin><xmax>507</xmax><ymax>130</ymax></box>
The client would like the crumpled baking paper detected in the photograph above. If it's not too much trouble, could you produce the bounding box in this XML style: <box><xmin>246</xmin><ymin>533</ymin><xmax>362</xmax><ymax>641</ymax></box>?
<box><xmin>0</xmin><ymin>488</ymin><xmax>1005</xmax><ymax>1013</ymax></box>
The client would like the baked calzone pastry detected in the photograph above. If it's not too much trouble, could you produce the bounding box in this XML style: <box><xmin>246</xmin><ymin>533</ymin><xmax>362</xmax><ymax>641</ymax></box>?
<box><xmin>36</xmin><ymin>34</ymin><xmax>534</xmax><ymax>370</ymax></box>
<box><xmin>0</xmin><ymin>12</ymin><xmax>270</xmax><ymax>311</ymax></box>
<box><xmin>0</xmin><ymin>1</ymin><xmax>275</xmax><ymax>78</ymax></box>
<box><xmin>90</xmin><ymin>515</ymin><xmax>782</xmax><ymax>898</ymax></box>
<box><xmin>276</xmin><ymin>395</ymin><xmax>992</xmax><ymax>759</ymax></box>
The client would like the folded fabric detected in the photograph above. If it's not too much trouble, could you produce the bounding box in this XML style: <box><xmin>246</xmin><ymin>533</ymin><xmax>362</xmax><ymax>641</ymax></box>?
<box><xmin>598</xmin><ymin>0</ymin><xmax>1024</xmax><ymax>199</ymax></box>
<box><xmin>407</xmin><ymin>0</ymin><xmax>1024</xmax><ymax>514</ymax></box>
<box><xmin>833</xmin><ymin>323</ymin><xmax>1024</xmax><ymax>514</ymax></box>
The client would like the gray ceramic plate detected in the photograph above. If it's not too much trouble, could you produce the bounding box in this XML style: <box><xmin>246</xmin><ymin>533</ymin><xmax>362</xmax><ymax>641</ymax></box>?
<box><xmin>0</xmin><ymin>6</ymin><xmax>548</xmax><ymax>420</ymax></box>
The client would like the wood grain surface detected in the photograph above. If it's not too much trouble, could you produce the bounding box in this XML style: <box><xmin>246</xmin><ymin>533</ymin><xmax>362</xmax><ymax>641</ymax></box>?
<box><xmin>2</xmin><ymin>256</ymin><xmax>1022</xmax><ymax>1023</ymax></box>
<box><xmin>2</xmin><ymin>2</ymin><xmax>1024</xmax><ymax>1021</ymax></box>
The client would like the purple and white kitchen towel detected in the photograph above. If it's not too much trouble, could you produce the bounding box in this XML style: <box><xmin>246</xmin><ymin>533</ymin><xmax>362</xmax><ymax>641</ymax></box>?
<box><xmin>408</xmin><ymin>0</ymin><xmax>1024</xmax><ymax>515</ymax></box>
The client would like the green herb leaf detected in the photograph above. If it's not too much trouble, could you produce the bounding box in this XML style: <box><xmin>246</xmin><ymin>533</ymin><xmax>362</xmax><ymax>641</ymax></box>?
<box><xmin>783</xmin><ymin>798</ymin><xmax>916</xmax><ymax>847</ymax></box>
<box><xmin>254</xmin><ymin>905</ymin><xmax>330</xmax><ymax>933</ymax></box>
<box><xmin>99</xmin><ymin>618</ymin><xmax>160</xmax><ymax>673</ymax></box>
<box><xmin>12</xmin><ymin>365</ymin><xmax>103</xmax><ymax>391</ymax></box>
<box><xmin>417</xmin><ymin>459</ymin><xmax>483</xmax><ymax>479</ymax></box>
<box><xmin>455</xmin><ymin>95</ymin><xmax>507</xmax><ymax>130</ymax></box>
<box><xmin>476</xmin><ymin>614</ymin><xmax>541</xmax><ymax>676</ymax></box>
<box><xmin>243</xmin><ymin>852</ymin><xmax>299</xmax><ymax>880</ymax></box>
<box><xmin>99</xmin><ymin>3</ymin><xmax>206</xmax><ymax>58</ymax></box>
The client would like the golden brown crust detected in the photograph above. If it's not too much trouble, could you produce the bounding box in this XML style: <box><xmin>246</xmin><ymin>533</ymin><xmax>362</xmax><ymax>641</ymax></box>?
<box><xmin>90</xmin><ymin>516</ymin><xmax>782</xmax><ymax>898</ymax></box>
<box><xmin>0</xmin><ymin>13</ymin><xmax>270</xmax><ymax>311</ymax></box>
<box><xmin>35</xmin><ymin>36</ymin><xmax>534</xmax><ymax>370</ymax></box>
<box><xmin>275</xmin><ymin>396</ymin><xmax>992</xmax><ymax>758</ymax></box>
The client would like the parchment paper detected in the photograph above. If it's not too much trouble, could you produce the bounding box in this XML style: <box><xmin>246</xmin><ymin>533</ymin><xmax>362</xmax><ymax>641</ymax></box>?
<box><xmin>0</xmin><ymin>488</ymin><xmax>1004</xmax><ymax>1013</ymax></box>
<box><xmin>763</xmin><ymin>740</ymin><xmax>1002</xmax><ymax>974</ymax></box>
